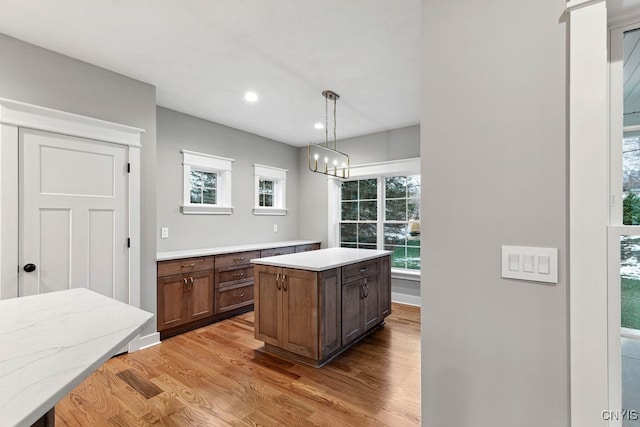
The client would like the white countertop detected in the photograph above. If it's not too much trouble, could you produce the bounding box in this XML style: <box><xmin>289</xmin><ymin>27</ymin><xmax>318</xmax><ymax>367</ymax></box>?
<box><xmin>157</xmin><ymin>240</ymin><xmax>321</xmax><ymax>261</ymax></box>
<box><xmin>0</xmin><ymin>288</ymin><xmax>153</xmax><ymax>427</ymax></box>
<box><xmin>251</xmin><ymin>247</ymin><xmax>391</xmax><ymax>271</ymax></box>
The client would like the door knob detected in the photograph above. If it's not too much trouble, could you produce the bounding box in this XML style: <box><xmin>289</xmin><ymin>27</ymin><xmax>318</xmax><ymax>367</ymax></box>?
<box><xmin>23</xmin><ymin>263</ymin><xmax>36</xmax><ymax>272</ymax></box>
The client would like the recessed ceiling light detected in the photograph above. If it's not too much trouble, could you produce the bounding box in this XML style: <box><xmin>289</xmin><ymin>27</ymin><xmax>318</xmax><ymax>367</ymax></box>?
<box><xmin>314</xmin><ymin>123</ymin><xmax>324</xmax><ymax>129</ymax></box>
<box><xmin>244</xmin><ymin>92</ymin><xmax>258</xmax><ymax>103</ymax></box>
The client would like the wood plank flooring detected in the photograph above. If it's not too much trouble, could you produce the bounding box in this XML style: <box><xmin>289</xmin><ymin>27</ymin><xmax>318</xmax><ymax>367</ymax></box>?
<box><xmin>55</xmin><ymin>303</ymin><xmax>420</xmax><ymax>426</ymax></box>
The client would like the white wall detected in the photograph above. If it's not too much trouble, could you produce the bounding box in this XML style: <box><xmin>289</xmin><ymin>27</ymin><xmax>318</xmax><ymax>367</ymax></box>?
<box><xmin>0</xmin><ymin>33</ymin><xmax>158</xmax><ymax>336</ymax></box>
<box><xmin>156</xmin><ymin>107</ymin><xmax>302</xmax><ymax>251</ymax></box>
<box><xmin>421</xmin><ymin>0</ymin><xmax>569</xmax><ymax>425</ymax></box>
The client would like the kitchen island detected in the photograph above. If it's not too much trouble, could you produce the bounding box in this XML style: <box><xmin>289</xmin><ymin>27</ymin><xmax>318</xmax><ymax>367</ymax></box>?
<box><xmin>0</xmin><ymin>288</ymin><xmax>153</xmax><ymax>427</ymax></box>
<box><xmin>251</xmin><ymin>247</ymin><xmax>391</xmax><ymax>367</ymax></box>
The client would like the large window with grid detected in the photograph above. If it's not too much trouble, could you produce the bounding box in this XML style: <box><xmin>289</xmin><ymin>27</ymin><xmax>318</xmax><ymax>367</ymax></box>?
<box><xmin>339</xmin><ymin>174</ymin><xmax>421</xmax><ymax>271</ymax></box>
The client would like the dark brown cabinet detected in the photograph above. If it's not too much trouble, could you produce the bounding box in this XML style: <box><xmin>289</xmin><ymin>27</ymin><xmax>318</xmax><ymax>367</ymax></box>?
<box><xmin>157</xmin><ymin>257</ymin><xmax>214</xmax><ymax>331</ymax></box>
<box><xmin>341</xmin><ymin>259</ymin><xmax>382</xmax><ymax>345</ymax></box>
<box><xmin>254</xmin><ymin>253</ymin><xmax>390</xmax><ymax>366</ymax></box>
<box><xmin>254</xmin><ymin>266</ymin><xmax>319</xmax><ymax>358</ymax></box>
<box><xmin>157</xmin><ymin>242</ymin><xmax>320</xmax><ymax>339</ymax></box>
<box><xmin>214</xmin><ymin>250</ymin><xmax>259</xmax><ymax>314</ymax></box>
<box><xmin>254</xmin><ymin>265</ymin><xmax>341</xmax><ymax>361</ymax></box>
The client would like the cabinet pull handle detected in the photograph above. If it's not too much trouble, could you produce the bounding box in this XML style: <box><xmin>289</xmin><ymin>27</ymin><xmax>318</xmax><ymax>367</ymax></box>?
<box><xmin>182</xmin><ymin>263</ymin><xmax>196</xmax><ymax>268</ymax></box>
<box><xmin>283</xmin><ymin>275</ymin><xmax>287</xmax><ymax>291</ymax></box>
<box><xmin>360</xmin><ymin>267</ymin><xmax>367</xmax><ymax>273</ymax></box>
<box><xmin>183</xmin><ymin>277</ymin><xmax>188</xmax><ymax>292</ymax></box>
<box><xmin>233</xmin><ymin>272</ymin><xmax>245</xmax><ymax>278</ymax></box>
<box><xmin>364</xmin><ymin>282</ymin><xmax>369</xmax><ymax>298</ymax></box>
<box><xmin>235</xmin><ymin>292</ymin><xmax>245</xmax><ymax>298</ymax></box>
<box><xmin>234</xmin><ymin>257</ymin><xmax>245</xmax><ymax>262</ymax></box>
<box><xmin>276</xmin><ymin>273</ymin><xmax>281</xmax><ymax>290</ymax></box>
<box><xmin>274</xmin><ymin>252</ymin><xmax>282</xmax><ymax>256</ymax></box>
<box><xmin>360</xmin><ymin>284</ymin><xmax>364</xmax><ymax>299</ymax></box>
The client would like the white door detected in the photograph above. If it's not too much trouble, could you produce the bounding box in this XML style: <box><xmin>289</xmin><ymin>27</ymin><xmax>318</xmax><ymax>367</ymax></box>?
<box><xmin>19</xmin><ymin>128</ymin><xmax>128</xmax><ymax>302</ymax></box>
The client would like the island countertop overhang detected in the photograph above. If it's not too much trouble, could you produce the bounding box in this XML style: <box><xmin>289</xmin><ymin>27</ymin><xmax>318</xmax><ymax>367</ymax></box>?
<box><xmin>251</xmin><ymin>247</ymin><xmax>391</xmax><ymax>271</ymax></box>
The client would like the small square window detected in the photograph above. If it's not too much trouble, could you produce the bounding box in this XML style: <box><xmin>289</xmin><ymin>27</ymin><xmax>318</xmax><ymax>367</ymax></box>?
<box><xmin>190</xmin><ymin>170</ymin><xmax>217</xmax><ymax>205</ymax></box>
<box><xmin>254</xmin><ymin>164</ymin><xmax>287</xmax><ymax>215</ymax></box>
<box><xmin>259</xmin><ymin>179</ymin><xmax>274</xmax><ymax>207</ymax></box>
<box><xmin>181</xmin><ymin>150</ymin><xmax>233</xmax><ymax>215</ymax></box>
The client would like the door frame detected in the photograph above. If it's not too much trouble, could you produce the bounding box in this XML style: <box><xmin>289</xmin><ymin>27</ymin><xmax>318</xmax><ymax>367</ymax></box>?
<box><xmin>0</xmin><ymin>98</ymin><xmax>143</xmax><ymax>312</ymax></box>
<box><xmin>567</xmin><ymin>0</ymin><xmax>609</xmax><ymax>425</ymax></box>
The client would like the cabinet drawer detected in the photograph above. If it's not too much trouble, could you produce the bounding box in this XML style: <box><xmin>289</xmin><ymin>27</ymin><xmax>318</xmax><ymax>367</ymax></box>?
<box><xmin>260</xmin><ymin>246</ymin><xmax>295</xmax><ymax>258</ymax></box>
<box><xmin>216</xmin><ymin>283</ymin><xmax>254</xmax><ymax>313</ymax></box>
<box><xmin>295</xmin><ymin>243</ymin><xmax>320</xmax><ymax>253</ymax></box>
<box><xmin>158</xmin><ymin>257</ymin><xmax>214</xmax><ymax>277</ymax></box>
<box><xmin>216</xmin><ymin>266</ymin><xmax>254</xmax><ymax>286</ymax></box>
<box><xmin>215</xmin><ymin>251</ymin><xmax>260</xmax><ymax>268</ymax></box>
<box><xmin>342</xmin><ymin>259</ymin><xmax>379</xmax><ymax>283</ymax></box>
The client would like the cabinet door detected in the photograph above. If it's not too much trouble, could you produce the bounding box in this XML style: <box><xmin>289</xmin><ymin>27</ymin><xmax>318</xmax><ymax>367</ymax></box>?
<box><xmin>362</xmin><ymin>275</ymin><xmax>380</xmax><ymax>332</ymax></box>
<box><xmin>379</xmin><ymin>256</ymin><xmax>392</xmax><ymax>318</ymax></box>
<box><xmin>187</xmin><ymin>270</ymin><xmax>214</xmax><ymax>321</ymax></box>
<box><xmin>342</xmin><ymin>279</ymin><xmax>363</xmax><ymax>345</ymax></box>
<box><xmin>282</xmin><ymin>268</ymin><xmax>318</xmax><ymax>359</ymax></box>
<box><xmin>157</xmin><ymin>274</ymin><xmax>188</xmax><ymax>330</ymax></box>
<box><xmin>254</xmin><ymin>265</ymin><xmax>282</xmax><ymax>346</ymax></box>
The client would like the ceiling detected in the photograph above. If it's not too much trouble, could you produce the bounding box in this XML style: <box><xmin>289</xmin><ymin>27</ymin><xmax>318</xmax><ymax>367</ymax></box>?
<box><xmin>0</xmin><ymin>0</ymin><xmax>421</xmax><ymax>147</ymax></box>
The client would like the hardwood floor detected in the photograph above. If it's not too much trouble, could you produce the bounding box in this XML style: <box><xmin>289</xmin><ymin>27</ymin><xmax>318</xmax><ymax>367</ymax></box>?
<box><xmin>56</xmin><ymin>303</ymin><xmax>420</xmax><ymax>426</ymax></box>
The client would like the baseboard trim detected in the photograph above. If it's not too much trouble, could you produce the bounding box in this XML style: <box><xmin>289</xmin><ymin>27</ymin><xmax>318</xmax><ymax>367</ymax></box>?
<box><xmin>392</xmin><ymin>292</ymin><xmax>421</xmax><ymax>307</ymax></box>
<box><xmin>128</xmin><ymin>332</ymin><xmax>160</xmax><ymax>352</ymax></box>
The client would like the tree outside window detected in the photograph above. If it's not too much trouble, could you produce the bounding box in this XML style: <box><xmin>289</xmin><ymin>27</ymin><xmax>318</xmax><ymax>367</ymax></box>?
<box><xmin>258</xmin><ymin>179</ymin><xmax>274</xmax><ymax>207</ymax></box>
<box><xmin>339</xmin><ymin>174</ymin><xmax>421</xmax><ymax>271</ymax></box>
<box><xmin>190</xmin><ymin>170</ymin><xmax>217</xmax><ymax>205</ymax></box>
<box><xmin>384</xmin><ymin>175</ymin><xmax>420</xmax><ymax>270</ymax></box>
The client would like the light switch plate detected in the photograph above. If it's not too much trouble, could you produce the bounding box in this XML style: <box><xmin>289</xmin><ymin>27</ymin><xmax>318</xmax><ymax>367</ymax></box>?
<box><xmin>501</xmin><ymin>245</ymin><xmax>558</xmax><ymax>284</ymax></box>
<box><xmin>161</xmin><ymin>227</ymin><xmax>169</xmax><ymax>239</ymax></box>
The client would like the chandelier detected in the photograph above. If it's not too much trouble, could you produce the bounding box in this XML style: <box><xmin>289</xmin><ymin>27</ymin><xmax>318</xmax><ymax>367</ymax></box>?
<box><xmin>308</xmin><ymin>90</ymin><xmax>350</xmax><ymax>179</ymax></box>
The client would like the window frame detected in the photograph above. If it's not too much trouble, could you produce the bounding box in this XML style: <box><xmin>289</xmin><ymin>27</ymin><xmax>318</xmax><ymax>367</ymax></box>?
<box><xmin>328</xmin><ymin>158</ymin><xmax>421</xmax><ymax>278</ymax></box>
<box><xmin>181</xmin><ymin>150</ymin><xmax>234</xmax><ymax>215</ymax></box>
<box><xmin>253</xmin><ymin>163</ymin><xmax>287</xmax><ymax>216</ymax></box>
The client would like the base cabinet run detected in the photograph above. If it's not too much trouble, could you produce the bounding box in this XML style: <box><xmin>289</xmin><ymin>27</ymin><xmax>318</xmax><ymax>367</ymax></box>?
<box><xmin>157</xmin><ymin>242</ymin><xmax>320</xmax><ymax>339</ymax></box>
<box><xmin>253</xmin><ymin>254</ymin><xmax>390</xmax><ymax>366</ymax></box>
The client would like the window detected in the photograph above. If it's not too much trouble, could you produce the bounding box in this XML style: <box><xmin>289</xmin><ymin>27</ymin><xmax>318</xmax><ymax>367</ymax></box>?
<box><xmin>336</xmin><ymin>160</ymin><xmax>421</xmax><ymax>272</ymax></box>
<box><xmin>182</xmin><ymin>150</ymin><xmax>233</xmax><ymax>215</ymax></box>
<box><xmin>339</xmin><ymin>179</ymin><xmax>378</xmax><ymax>249</ymax></box>
<box><xmin>253</xmin><ymin>164</ymin><xmax>287</xmax><ymax>215</ymax></box>
<box><xmin>190</xmin><ymin>170</ymin><xmax>217</xmax><ymax>204</ymax></box>
<box><xmin>383</xmin><ymin>175</ymin><xmax>421</xmax><ymax>270</ymax></box>
<box><xmin>258</xmin><ymin>179</ymin><xmax>274</xmax><ymax>207</ymax></box>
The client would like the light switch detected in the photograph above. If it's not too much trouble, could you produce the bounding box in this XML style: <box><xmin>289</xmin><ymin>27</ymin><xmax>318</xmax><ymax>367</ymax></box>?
<box><xmin>501</xmin><ymin>245</ymin><xmax>558</xmax><ymax>284</ymax></box>
<box><xmin>508</xmin><ymin>254</ymin><xmax>519</xmax><ymax>271</ymax></box>
<box><xmin>523</xmin><ymin>255</ymin><xmax>534</xmax><ymax>273</ymax></box>
<box><xmin>538</xmin><ymin>255</ymin><xmax>550</xmax><ymax>274</ymax></box>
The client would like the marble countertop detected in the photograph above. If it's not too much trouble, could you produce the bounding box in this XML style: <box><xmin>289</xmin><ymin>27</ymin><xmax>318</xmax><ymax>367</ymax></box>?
<box><xmin>0</xmin><ymin>288</ymin><xmax>153</xmax><ymax>427</ymax></box>
<box><xmin>251</xmin><ymin>247</ymin><xmax>391</xmax><ymax>271</ymax></box>
<box><xmin>157</xmin><ymin>240</ymin><xmax>321</xmax><ymax>261</ymax></box>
